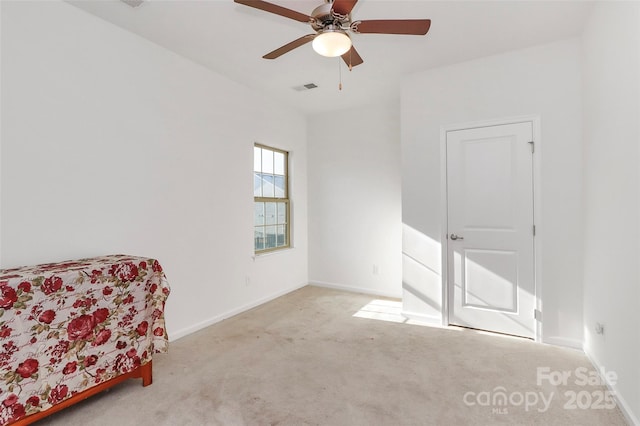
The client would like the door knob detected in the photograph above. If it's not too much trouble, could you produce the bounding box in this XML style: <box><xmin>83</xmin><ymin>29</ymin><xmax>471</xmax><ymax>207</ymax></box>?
<box><xmin>450</xmin><ymin>234</ymin><xmax>464</xmax><ymax>240</ymax></box>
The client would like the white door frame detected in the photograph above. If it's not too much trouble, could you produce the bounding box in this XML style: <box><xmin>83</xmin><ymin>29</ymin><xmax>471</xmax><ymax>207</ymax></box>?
<box><xmin>439</xmin><ymin>115</ymin><xmax>542</xmax><ymax>342</ymax></box>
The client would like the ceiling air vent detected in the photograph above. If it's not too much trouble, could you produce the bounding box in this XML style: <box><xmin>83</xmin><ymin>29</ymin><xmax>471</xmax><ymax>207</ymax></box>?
<box><xmin>293</xmin><ymin>83</ymin><xmax>318</xmax><ymax>92</ymax></box>
<box><xmin>121</xmin><ymin>0</ymin><xmax>144</xmax><ymax>8</ymax></box>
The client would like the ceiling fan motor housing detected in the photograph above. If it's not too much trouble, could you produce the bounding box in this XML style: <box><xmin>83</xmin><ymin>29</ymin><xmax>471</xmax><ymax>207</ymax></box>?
<box><xmin>311</xmin><ymin>2</ymin><xmax>350</xmax><ymax>32</ymax></box>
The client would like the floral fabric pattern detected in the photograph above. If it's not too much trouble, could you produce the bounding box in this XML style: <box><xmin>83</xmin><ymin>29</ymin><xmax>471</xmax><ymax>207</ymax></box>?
<box><xmin>0</xmin><ymin>255</ymin><xmax>170</xmax><ymax>425</ymax></box>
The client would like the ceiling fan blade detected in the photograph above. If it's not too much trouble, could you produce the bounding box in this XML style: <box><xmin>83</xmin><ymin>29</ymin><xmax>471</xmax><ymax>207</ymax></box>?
<box><xmin>341</xmin><ymin>46</ymin><xmax>364</xmax><ymax>68</ymax></box>
<box><xmin>263</xmin><ymin>34</ymin><xmax>316</xmax><ymax>59</ymax></box>
<box><xmin>352</xmin><ymin>19</ymin><xmax>431</xmax><ymax>35</ymax></box>
<box><xmin>331</xmin><ymin>0</ymin><xmax>358</xmax><ymax>16</ymax></box>
<box><xmin>234</xmin><ymin>0</ymin><xmax>312</xmax><ymax>23</ymax></box>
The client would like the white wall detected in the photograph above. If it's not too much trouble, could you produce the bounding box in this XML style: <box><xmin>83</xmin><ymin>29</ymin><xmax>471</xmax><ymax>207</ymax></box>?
<box><xmin>401</xmin><ymin>39</ymin><xmax>584</xmax><ymax>345</ymax></box>
<box><xmin>0</xmin><ymin>1</ymin><xmax>308</xmax><ymax>340</ymax></box>
<box><xmin>308</xmin><ymin>102</ymin><xmax>402</xmax><ymax>298</ymax></box>
<box><xmin>582</xmin><ymin>2</ymin><xmax>640</xmax><ymax>423</ymax></box>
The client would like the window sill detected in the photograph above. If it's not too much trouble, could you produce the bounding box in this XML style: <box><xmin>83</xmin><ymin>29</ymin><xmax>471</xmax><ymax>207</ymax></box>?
<box><xmin>253</xmin><ymin>247</ymin><xmax>294</xmax><ymax>260</ymax></box>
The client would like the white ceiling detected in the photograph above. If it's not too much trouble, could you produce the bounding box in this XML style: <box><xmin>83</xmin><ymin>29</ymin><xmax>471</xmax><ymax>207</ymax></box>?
<box><xmin>69</xmin><ymin>0</ymin><xmax>593</xmax><ymax>115</ymax></box>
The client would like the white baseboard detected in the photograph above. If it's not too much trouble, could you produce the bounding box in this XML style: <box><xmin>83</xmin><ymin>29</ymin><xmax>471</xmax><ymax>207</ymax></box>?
<box><xmin>401</xmin><ymin>310</ymin><xmax>443</xmax><ymax>327</ymax></box>
<box><xmin>309</xmin><ymin>280</ymin><xmax>401</xmax><ymax>299</ymax></box>
<box><xmin>168</xmin><ymin>282</ymin><xmax>307</xmax><ymax>342</ymax></box>
<box><xmin>584</xmin><ymin>348</ymin><xmax>639</xmax><ymax>425</ymax></box>
<box><xmin>542</xmin><ymin>336</ymin><xmax>584</xmax><ymax>350</ymax></box>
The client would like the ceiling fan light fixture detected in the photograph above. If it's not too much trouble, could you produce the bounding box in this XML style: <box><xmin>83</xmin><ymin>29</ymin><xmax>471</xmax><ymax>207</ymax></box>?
<box><xmin>312</xmin><ymin>28</ymin><xmax>352</xmax><ymax>57</ymax></box>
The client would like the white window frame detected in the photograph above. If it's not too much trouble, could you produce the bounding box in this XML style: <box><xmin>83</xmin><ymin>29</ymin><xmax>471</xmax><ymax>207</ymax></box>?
<box><xmin>254</xmin><ymin>144</ymin><xmax>290</xmax><ymax>253</ymax></box>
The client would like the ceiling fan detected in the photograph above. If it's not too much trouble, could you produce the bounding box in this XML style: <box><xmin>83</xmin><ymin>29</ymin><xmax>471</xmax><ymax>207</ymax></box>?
<box><xmin>234</xmin><ymin>0</ymin><xmax>431</xmax><ymax>69</ymax></box>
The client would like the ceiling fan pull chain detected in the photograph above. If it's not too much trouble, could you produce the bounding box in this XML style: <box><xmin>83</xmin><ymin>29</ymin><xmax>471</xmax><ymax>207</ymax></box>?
<box><xmin>338</xmin><ymin>56</ymin><xmax>343</xmax><ymax>90</ymax></box>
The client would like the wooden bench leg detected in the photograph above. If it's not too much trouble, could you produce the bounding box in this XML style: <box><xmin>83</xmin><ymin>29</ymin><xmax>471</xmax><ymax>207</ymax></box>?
<box><xmin>140</xmin><ymin>361</ymin><xmax>153</xmax><ymax>386</ymax></box>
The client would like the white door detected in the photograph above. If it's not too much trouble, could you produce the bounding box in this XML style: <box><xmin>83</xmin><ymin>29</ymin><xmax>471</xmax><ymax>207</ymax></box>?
<box><xmin>446</xmin><ymin>122</ymin><xmax>535</xmax><ymax>338</ymax></box>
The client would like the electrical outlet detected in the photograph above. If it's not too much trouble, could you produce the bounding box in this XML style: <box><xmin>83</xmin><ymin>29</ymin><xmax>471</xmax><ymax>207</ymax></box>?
<box><xmin>245</xmin><ymin>276</ymin><xmax>251</xmax><ymax>286</ymax></box>
<box><xmin>595</xmin><ymin>322</ymin><xmax>605</xmax><ymax>335</ymax></box>
<box><xmin>373</xmin><ymin>264</ymin><xmax>379</xmax><ymax>275</ymax></box>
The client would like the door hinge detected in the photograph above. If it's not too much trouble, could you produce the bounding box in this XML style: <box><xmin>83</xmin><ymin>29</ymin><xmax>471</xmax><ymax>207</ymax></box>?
<box><xmin>534</xmin><ymin>309</ymin><xmax>542</xmax><ymax>321</ymax></box>
<box><xmin>533</xmin><ymin>225</ymin><xmax>536</xmax><ymax>236</ymax></box>
<box><xmin>528</xmin><ymin>141</ymin><xmax>535</xmax><ymax>153</ymax></box>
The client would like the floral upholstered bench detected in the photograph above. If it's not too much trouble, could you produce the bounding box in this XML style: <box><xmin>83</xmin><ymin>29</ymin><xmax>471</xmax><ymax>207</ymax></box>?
<box><xmin>0</xmin><ymin>255</ymin><xmax>170</xmax><ymax>425</ymax></box>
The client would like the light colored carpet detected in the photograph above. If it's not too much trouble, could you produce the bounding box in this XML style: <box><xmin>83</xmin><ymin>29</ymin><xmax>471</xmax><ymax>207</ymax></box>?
<box><xmin>38</xmin><ymin>286</ymin><xmax>627</xmax><ymax>425</ymax></box>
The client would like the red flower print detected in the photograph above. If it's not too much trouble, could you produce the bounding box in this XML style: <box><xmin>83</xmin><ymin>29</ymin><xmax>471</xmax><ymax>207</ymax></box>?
<box><xmin>152</xmin><ymin>260</ymin><xmax>163</xmax><ymax>273</ymax></box>
<box><xmin>122</xmin><ymin>294</ymin><xmax>134</xmax><ymax>304</ymax></box>
<box><xmin>67</xmin><ymin>315</ymin><xmax>95</xmax><ymax>341</ymax></box>
<box><xmin>102</xmin><ymin>286</ymin><xmax>113</xmax><ymax>296</ymax></box>
<box><xmin>83</xmin><ymin>355</ymin><xmax>98</xmax><ymax>368</ymax></box>
<box><xmin>16</xmin><ymin>358</ymin><xmax>39</xmax><ymax>378</ymax></box>
<box><xmin>65</xmin><ymin>285</ymin><xmax>74</xmax><ymax>292</ymax></box>
<box><xmin>50</xmin><ymin>340</ymin><xmax>70</xmax><ymax>358</ymax></box>
<box><xmin>116</xmin><ymin>341</ymin><xmax>127</xmax><ymax>350</ymax></box>
<box><xmin>115</xmin><ymin>350</ymin><xmax>140</xmax><ymax>373</ymax></box>
<box><xmin>0</xmin><ymin>325</ymin><xmax>12</xmax><ymax>338</ymax></box>
<box><xmin>41</xmin><ymin>276</ymin><xmax>62</xmax><ymax>295</ymax></box>
<box><xmin>92</xmin><ymin>308</ymin><xmax>109</xmax><ymax>324</ymax></box>
<box><xmin>72</xmin><ymin>297</ymin><xmax>96</xmax><ymax>309</ymax></box>
<box><xmin>48</xmin><ymin>384</ymin><xmax>68</xmax><ymax>404</ymax></box>
<box><xmin>0</xmin><ymin>284</ymin><xmax>17</xmax><ymax>309</ymax></box>
<box><xmin>152</xmin><ymin>308</ymin><xmax>162</xmax><ymax>320</ymax></box>
<box><xmin>93</xmin><ymin>329</ymin><xmax>111</xmax><ymax>346</ymax></box>
<box><xmin>1</xmin><ymin>394</ymin><xmax>25</xmax><ymax>423</ymax></box>
<box><xmin>11</xmin><ymin>404</ymin><xmax>26</xmax><ymax>422</ymax></box>
<box><xmin>136</xmin><ymin>321</ymin><xmax>148</xmax><ymax>336</ymax></box>
<box><xmin>3</xmin><ymin>394</ymin><xmax>17</xmax><ymax>407</ymax></box>
<box><xmin>95</xmin><ymin>368</ymin><xmax>107</xmax><ymax>384</ymax></box>
<box><xmin>63</xmin><ymin>361</ymin><xmax>77</xmax><ymax>375</ymax></box>
<box><xmin>149</xmin><ymin>283</ymin><xmax>158</xmax><ymax>294</ymax></box>
<box><xmin>29</xmin><ymin>304</ymin><xmax>41</xmax><ymax>318</ymax></box>
<box><xmin>153</xmin><ymin>327</ymin><xmax>164</xmax><ymax>337</ymax></box>
<box><xmin>38</xmin><ymin>309</ymin><xmax>56</xmax><ymax>324</ymax></box>
<box><xmin>139</xmin><ymin>261</ymin><xmax>147</xmax><ymax>270</ymax></box>
<box><xmin>2</xmin><ymin>341</ymin><xmax>18</xmax><ymax>362</ymax></box>
<box><xmin>90</xmin><ymin>269</ymin><xmax>102</xmax><ymax>284</ymax></box>
<box><xmin>17</xmin><ymin>281</ymin><xmax>31</xmax><ymax>292</ymax></box>
<box><xmin>26</xmin><ymin>396</ymin><xmax>40</xmax><ymax>407</ymax></box>
<box><xmin>110</xmin><ymin>262</ymin><xmax>139</xmax><ymax>282</ymax></box>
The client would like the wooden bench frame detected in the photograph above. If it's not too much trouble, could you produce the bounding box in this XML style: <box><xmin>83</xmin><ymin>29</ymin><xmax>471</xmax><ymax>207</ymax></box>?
<box><xmin>10</xmin><ymin>361</ymin><xmax>153</xmax><ymax>425</ymax></box>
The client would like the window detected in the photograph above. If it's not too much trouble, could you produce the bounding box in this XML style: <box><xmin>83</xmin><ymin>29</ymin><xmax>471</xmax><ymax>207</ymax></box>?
<box><xmin>254</xmin><ymin>144</ymin><xmax>289</xmax><ymax>252</ymax></box>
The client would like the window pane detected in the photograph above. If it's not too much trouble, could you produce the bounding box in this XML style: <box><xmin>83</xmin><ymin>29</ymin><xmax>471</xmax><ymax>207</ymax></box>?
<box><xmin>254</xmin><ymin>228</ymin><xmax>265</xmax><ymax>250</ymax></box>
<box><xmin>254</xmin><ymin>202</ymin><xmax>265</xmax><ymax>226</ymax></box>
<box><xmin>254</xmin><ymin>173</ymin><xmax>262</xmax><ymax>197</ymax></box>
<box><xmin>254</xmin><ymin>147</ymin><xmax>262</xmax><ymax>172</ymax></box>
<box><xmin>262</xmin><ymin>149</ymin><xmax>274</xmax><ymax>174</ymax></box>
<box><xmin>262</xmin><ymin>175</ymin><xmax>275</xmax><ymax>197</ymax></box>
<box><xmin>276</xmin><ymin>225</ymin><xmax>286</xmax><ymax>247</ymax></box>
<box><xmin>277</xmin><ymin>202</ymin><xmax>287</xmax><ymax>224</ymax></box>
<box><xmin>265</xmin><ymin>225</ymin><xmax>277</xmax><ymax>249</ymax></box>
<box><xmin>265</xmin><ymin>202</ymin><xmax>276</xmax><ymax>225</ymax></box>
<box><xmin>274</xmin><ymin>151</ymin><xmax>285</xmax><ymax>175</ymax></box>
<box><xmin>254</xmin><ymin>145</ymin><xmax>289</xmax><ymax>253</ymax></box>
<box><xmin>274</xmin><ymin>176</ymin><xmax>285</xmax><ymax>198</ymax></box>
